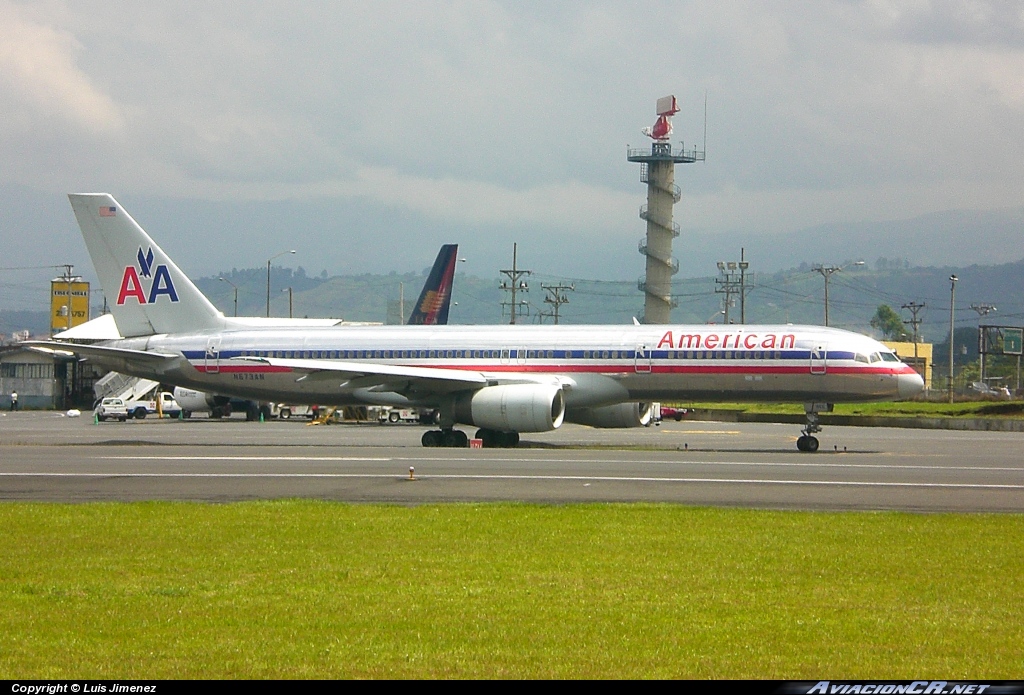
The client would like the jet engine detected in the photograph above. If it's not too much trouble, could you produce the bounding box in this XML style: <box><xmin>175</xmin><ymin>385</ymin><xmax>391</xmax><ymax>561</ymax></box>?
<box><xmin>454</xmin><ymin>384</ymin><xmax>565</xmax><ymax>432</ymax></box>
<box><xmin>565</xmin><ymin>402</ymin><xmax>653</xmax><ymax>429</ymax></box>
<box><xmin>172</xmin><ymin>387</ymin><xmax>232</xmax><ymax>417</ymax></box>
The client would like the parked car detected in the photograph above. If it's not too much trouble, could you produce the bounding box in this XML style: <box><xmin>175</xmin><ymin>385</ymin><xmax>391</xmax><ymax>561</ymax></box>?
<box><xmin>659</xmin><ymin>406</ymin><xmax>689</xmax><ymax>421</ymax></box>
<box><xmin>94</xmin><ymin>398</ymin><xmax>129</xmax><ymax>422</ymax></box>
<box><xmin>969</xmin><ymin>382</ymin><xmax>1012</xmax><ymax>400</ymax></box>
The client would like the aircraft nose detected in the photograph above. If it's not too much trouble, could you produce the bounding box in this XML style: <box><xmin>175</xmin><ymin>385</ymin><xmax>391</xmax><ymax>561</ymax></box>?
<box><xmin>898</xmin><ymin>370</ymin><xmax>925</xmax><ymax>399</ymax></box>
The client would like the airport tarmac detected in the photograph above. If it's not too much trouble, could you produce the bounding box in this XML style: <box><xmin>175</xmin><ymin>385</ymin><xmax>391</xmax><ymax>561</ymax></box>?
<box><xmin>0</xmin><ymin>411</ymin><xmax>1022</xmax><ymax>511</ymax></box>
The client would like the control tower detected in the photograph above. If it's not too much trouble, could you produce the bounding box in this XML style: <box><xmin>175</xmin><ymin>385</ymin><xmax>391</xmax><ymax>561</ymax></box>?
<box><xmin>627</xmin><ymin>95</ymin><xmax>705</xmax><ymax>323</ymax></box>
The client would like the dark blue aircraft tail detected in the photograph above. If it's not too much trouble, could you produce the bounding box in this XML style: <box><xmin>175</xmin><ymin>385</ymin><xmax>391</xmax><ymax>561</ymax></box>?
<box><xmin>407</xmin><ymin>244</ymin><xmax>458</xmax><ymax>325</ymax></box>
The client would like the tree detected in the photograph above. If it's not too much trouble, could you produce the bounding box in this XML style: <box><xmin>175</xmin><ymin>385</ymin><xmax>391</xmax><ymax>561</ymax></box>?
<box><xmin>870</xmin><ymin>305</ymin><xmax>909</xmax><ymax>340</ymax></box>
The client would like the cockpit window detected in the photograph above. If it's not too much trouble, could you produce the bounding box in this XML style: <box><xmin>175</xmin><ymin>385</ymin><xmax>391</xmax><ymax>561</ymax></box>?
<box><xmin>869</xmin><ymin>352</ymin><xmax>881</xmax><ymax>363</ymax></box>
<box><xmin>880</xmin><ymin>352</ymin><xmax>900</xmax><ymax>362</ymax></box>
<box><xmin>855</xmin><ymin>353</ymin><xmax>870</xmax><ymax>364</ymax></box>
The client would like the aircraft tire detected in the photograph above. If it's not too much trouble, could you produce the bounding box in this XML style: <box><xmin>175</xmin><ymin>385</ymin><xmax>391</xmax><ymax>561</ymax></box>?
<box><xmin>182</xmin><ymin>410</ymin><xmax>192</xmax><ymax>419</ymax></box>
<box><xmin>476</xmin><ymin>429</ymin><xmax>519</xmax><ymax>448</ymax></box>
<box><xmin>421</xmin><ymin>430</ymin><xmax>441</xmax><ymax>447</ymax></box>
<box><xmin>441</xmin><ymin>430</ymin><xmax>467</xmax><ymax>448</ymax></box>
<box><xmin>796</xmin><ymin>435</ymin><xmax>820</xmax><ymax>453</ymax></box>
<box><xmin>476</xmin><ymin>428</ymin><xmax>496</xmax><ymax>448</ymax></box>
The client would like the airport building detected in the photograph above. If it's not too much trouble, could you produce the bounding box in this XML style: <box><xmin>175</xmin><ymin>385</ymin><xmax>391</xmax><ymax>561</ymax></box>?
<box><xmin>0</xmin><ymin>344</ymin><xmax>71</xmax><ymax>409</ymax></box>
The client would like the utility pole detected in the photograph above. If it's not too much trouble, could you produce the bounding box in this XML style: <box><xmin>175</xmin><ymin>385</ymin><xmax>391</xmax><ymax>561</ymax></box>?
<box><xmin>901</xmin><ymin>301</ymin><xmax>925</xmax><ymax>382</ymax></box>
<box><xmin>540</xmin><ymin>283</ymin><xmax>574</xmax><ymax>324</ymax></box>
<box><xmin>219</xmin><ymin>277</ymin><xmax>239</xmax><ymax>317</ymax></box>
<box><xmin>499</xmin><ymin>243</ymin><xmax>532</xmax><ymax>325</ymax></box>
<box><xmin>715</xmin><ymin>252</ymin><xmax>750</xmax><ymax>324</ymax></box>
<box><xmin>61</xmin><ymin>263</ymin><xmax>74</xmax><ymax>332</ymax></box>
<box><xmin>970</xmin><ymin>303</ymin><xmax>996</xmax><ymax>384</ymax></box>
<box><xmin>813</xmin><ymin>261</ymin><xmax>864</xmax><ymax>327</ymax></box>
<box><xmin>948</xmin><ymin>275</ymin><xmax>958</xmax><ymax>404</ymax></box>
<box><xmin>814</xmin><ymin>266</ymin><xmax>840</xmax><ymax>327</ymax></box>
<box><xmin>715</xmin><ymin>260</ymin><xmax>741</xmax><ymax>324</ymax></box>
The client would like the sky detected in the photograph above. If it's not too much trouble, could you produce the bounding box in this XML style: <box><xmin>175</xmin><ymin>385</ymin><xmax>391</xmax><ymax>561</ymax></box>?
<box><xmin>2</xmin><ymin>0</ymin><xmax>1024</xmax><ymax>310</ymax></box>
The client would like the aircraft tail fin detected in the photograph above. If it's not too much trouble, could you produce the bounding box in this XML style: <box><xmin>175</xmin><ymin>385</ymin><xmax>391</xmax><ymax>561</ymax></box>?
<box><xmin>407</xmin><ymin>244</ymin><xmax>458</xmax><ymax>325</ymax></box>
<box><xmin>68</xmin><ymin>193</ymin><xmax>225</xmax><ymax>337</ymax></box>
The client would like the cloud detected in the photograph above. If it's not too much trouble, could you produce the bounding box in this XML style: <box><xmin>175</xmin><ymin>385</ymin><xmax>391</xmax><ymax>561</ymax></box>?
<box><xmin>4</xmin><ymin>0</ymin><xmax>1024</xmax><ymax>285</ymax></box>
<box><xmin>0</xmin><ymin>1</ymin><xmax>123</xmax><ymax>135</ymax></box>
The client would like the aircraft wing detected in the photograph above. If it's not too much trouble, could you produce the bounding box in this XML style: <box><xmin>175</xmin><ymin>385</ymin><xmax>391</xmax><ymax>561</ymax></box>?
<box><xmin>231</xmin><ymin>356</ymin><xmax>573</xmax><ymax>397</ymax></box>
<box><xmin>234</xmin><ymin>356</ymin><xmax>488</xmax><ymax>396</ymax></box>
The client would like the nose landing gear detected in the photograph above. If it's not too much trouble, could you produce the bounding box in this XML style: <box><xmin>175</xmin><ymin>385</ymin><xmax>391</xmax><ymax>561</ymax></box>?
<box><xmin>797</xmin><ymin>403</ymin><xmax>832</xmax><ymax>452</ymax></box>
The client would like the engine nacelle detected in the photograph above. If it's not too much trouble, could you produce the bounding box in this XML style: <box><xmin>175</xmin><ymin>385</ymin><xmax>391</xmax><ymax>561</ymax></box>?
<box><xmin>172</xmin><ymin>387</ymin><xmax>227</xmax><ymax>413</ymax></box>
<box><xmin>454</xmin><ymin>384</ymin><xmax>565</xmax><ymax>432</ymax></box>
<box><xmin>565</xmin><ymin>402</ymin><xmax>653</xmax><ymax>429</ymax></box>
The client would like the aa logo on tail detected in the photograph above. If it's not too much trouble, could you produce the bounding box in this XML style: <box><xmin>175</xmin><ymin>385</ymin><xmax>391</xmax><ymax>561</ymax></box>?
<box><xmin>117</xmin><ymin>246</ymin><xmax>179</xmax><ymax>305</ymax></box>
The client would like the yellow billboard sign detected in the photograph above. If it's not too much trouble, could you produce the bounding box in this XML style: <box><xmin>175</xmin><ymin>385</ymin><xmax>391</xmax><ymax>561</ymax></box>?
<box><xmin>50</xmin><ymin>279</ymin><xmax>90</xmax><ymax>334</ymax></box>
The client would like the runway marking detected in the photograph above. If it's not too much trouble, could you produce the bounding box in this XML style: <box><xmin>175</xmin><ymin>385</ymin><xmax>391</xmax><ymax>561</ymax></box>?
<box><xmin>2</xmin><ymin>472</ymin><xmax>1022</xmax><ymax>490</ymax></box>
<box><xmin>394</xmin><ymin>457</ymin><xmax>1024</xmax><ymax>472</ymax></box>
<box><xmin>97</xmin><ymin>456</ymin><xmax>391</xmax><ymax>461</ymax></box>
<box><xmin>86</xmin><ymin>455</ymin><xmax>1022</xmax><ymax>472</ymax></box>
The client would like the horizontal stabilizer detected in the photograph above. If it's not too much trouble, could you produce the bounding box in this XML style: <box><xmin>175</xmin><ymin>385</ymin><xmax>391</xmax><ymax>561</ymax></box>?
<box><xmin>26</xmin><ymin>341</ymin><xmax>179</xmax><ymax>363</ymax></box>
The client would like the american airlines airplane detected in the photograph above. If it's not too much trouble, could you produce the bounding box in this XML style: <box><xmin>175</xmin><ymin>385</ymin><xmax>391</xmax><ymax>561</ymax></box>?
<box><xmin>35</xmin><ymin>194</ymin><xmax>924</xmax><ymax>452</ymax></box>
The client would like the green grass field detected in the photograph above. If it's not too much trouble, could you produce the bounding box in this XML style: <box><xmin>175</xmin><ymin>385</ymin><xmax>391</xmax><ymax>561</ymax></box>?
<box><xmin>1</xmin><ymin>502</ymin><xmax>1020</xmax><ymax>678</ymax></box>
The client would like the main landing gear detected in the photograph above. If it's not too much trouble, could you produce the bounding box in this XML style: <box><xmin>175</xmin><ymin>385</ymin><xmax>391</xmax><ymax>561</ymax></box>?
<box><xmin>420</xmin><ymin>428</ymin><xmax>520</xmax><ymax>448</ymax></box>
<box><xmin>475</xmin><ymin>429</ymin><xmax>519</xmax><ymax>448</ymax></box>
<box><xmin>421</xmin><ymin>429</ymin><xmax>468</xmax><ymax>448</ymax></box>
<box><xmin>796</xmin><ymin>403</ymin><xmax>833</xmax><ymax>452</ymax></box>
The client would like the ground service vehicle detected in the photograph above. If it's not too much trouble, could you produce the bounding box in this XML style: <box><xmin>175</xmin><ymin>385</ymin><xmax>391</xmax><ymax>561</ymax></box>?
<box><xmin>124</xmin><ymin>390</ymin><xmax>181</xmax><ymax>419</ymax></box>
<box><xmin>94</xmin><ymin>397</ymin><xmax>128</xmax><ymax>422</ymax></box>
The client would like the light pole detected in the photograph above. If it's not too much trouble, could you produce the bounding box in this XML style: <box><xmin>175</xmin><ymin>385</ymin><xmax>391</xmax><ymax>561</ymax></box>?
<box><xmin>266</xmin><ymin>250</ymin><xmax>295</xmax><ymax>317</ymax></box>
<box><xmin>948</xmin><ymin>275</ymin><xmax>958</xmax><ymax>403</ymax></box>
<box><xmin>282</xmin><ymin>287</ymin><xmax>293</xmax><ymax>318</ymax></box>
<box><xmin>813</xmin><ymin>261</ymin><xmax>864</xmax><ymax>327</ymax></box>
<box><xmin>219</xmin><ymin>277</ymin><xmax>239</xmax><ymax>317</ymax></box>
